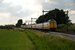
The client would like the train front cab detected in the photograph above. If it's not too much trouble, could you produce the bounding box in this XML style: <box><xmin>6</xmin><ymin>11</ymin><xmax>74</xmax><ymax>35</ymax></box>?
<box><xmin>49</xmin><ymin>19</ymin><xmax>57</xmax><ymax>31</ymax></box>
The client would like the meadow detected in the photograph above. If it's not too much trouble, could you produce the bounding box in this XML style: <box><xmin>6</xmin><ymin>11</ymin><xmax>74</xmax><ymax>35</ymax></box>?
<box><xmin>0</xmin><ymin>29</ymin><xmax>75</xmax><ymax>50</ymax></box>
<box><xmin>0</xmin><ymin>29</ymin><xmax>34</xmax><ymax>50</ymax></box>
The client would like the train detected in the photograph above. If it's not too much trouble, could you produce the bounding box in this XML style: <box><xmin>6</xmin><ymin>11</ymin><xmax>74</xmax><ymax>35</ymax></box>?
<box><xmin>21</xmin><ymin>19</ymin><xmax>57</xmax><ymax>31</ymax></box>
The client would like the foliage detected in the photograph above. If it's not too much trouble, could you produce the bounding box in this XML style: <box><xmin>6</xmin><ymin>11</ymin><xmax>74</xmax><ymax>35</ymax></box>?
<box><xmin>0</xmin><ymin>25</ymin><xmax>15</xmax><ymax>29</ymax></box>
<box><xmin>36</xmin><ymin>8</ymin><xmax>71</xmax><ymax>24</ymax></box>
<box><xmin>16</xmin><ymin>19</ymin><xmax>23</xmax><ymax>27</ymax></box>
<box><xmin>57</xmin><ymin>24</ymin><xmax>75</xmax><ymax>33</ymax></box>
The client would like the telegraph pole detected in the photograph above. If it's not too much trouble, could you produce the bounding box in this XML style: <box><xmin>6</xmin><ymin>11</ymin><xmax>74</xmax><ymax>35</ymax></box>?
<box><xmin>31</xmin><ymin>18</ymin><xmax>32</xmax><ymax>28</ymax></box>
<box><xmin>67</xmin><ymin>10</ymin><xmax>69</xmax><ymax>32</ymax></box>
<box><xmin>42</xmin><ymin>10</ymin><xmax>49</xmax><ymax>29</ymax></box>
<box><xmin>31</xmin><ymin>18</ymin><xmax>37</xmax><ymax>28</ymax></box>
<box><xmin>65</xmin><ymin>10</ymin><xmax>69</xmax><ymax>32</ymax></box>
<box><xmin>42</xmin><ymin>10</ymin><xmax>49</xmax><ymax>15</ymax></box>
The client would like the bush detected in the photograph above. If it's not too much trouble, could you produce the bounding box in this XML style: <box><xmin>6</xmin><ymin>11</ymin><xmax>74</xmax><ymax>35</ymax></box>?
<box><xmin>57</xmin><ymin>24</ymin><xmax>67</xmax><ymax>32</ymax></box>
<box><xmin>57</xmin><ymin>24</ymin><xmax>75</xmax><ymax>33</ymax></box>
<box><xmin>68</xmin><ymin>25</ymin><xmax>75</xmax><ymax>32</ymax></box>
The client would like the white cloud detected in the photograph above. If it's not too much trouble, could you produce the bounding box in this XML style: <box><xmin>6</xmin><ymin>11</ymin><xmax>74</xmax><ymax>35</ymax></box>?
<box><xmin>0</xmin><ymin>12</ymin><xmax>10</xmax><ymax>17</ymax></box>
<box><xmin>69</xmin><ymin>10</ymin><xmax>75</xmax><ymax>23</ymax></box>
<box><xmin>0</xmin><ymin>0</ymin><xmax>75</xmax><ymax>25</ymax></box>
<box><xmin>3</xmin><ymin>0</ymin><xmax>42</xmax><ymax>17</ymax></box>
<box><xmin>0</xmin><ymin>12</ymin><xmax>11</xmax><ymax>25</ymax></box>
<box><xmin>0</xmin><ymin>0</ymin><xmax>43</xmax><ymax>25</ymax></box>
<box><xmin>38</xmin><ymin>0</ymin><xmax>75</xmax><ymax>23</ymax></box>
<box><xmin>70</xmin><ymin>10</ymin><xmax>75</xmax><ymax>14</ymax></box>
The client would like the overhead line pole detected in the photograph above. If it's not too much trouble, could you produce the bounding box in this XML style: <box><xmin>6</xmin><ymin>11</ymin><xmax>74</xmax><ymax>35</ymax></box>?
<box><xmin>42</xmin><ymin>10</ymin><xmax>49</xmax><ymax>15</ymax></box>
<box><xmin>42</xmin><ymin>10</ymin><xmax>50</xmax><ymax>29</ymax></box>
<box><xmin>31</xmin><ymin>18</ymin><xmax>37</xmax><ymax>28</ymax></box>
<box><xmin>65</xmin><ymin>10</ymin><xmax>69</xmax><ymax>32</ymax></box>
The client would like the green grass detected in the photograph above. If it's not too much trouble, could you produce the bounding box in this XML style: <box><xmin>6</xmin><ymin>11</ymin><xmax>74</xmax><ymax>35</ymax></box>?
<box><xmin>0</xmin><ymin>29</ymin><xmax>75</xmax><ymax>50</ymax></box>
<box><xmin>0</xmin><ymin>29</ymin><xmax>34</xmax><ymax>50</ymax></box>
<box><xmin>23</xmin><ymin>29</ymin><xmax>75</xmax><ymax>50</ymax></box>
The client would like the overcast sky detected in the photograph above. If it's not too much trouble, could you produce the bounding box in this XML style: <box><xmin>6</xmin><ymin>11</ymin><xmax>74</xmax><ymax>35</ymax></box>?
<box><xmin>0</xmin><ymin>0</ymin><xmax>75</xmax><ymax>25</ymax></box>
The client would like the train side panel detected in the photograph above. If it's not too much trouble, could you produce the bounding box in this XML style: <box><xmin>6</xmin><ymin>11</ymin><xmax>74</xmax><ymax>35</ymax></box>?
<box><xmin>32</xmin><ymin>22</ymin><xmax>50</xmax><ymax>29</ymax></box>
<box><xmin>35</xmin><ymin>23</ymin><xmax>43</xmax><ymax>29</ymax></box>
<box><xmin>43</xmin><ymin>22</ymin><xmax>50</xmax><ymax>29</ymax></box>
<box><xmin>21</xmin><ymin>19</ymin><xmax>57</xmax><ymax>31</ymax></box>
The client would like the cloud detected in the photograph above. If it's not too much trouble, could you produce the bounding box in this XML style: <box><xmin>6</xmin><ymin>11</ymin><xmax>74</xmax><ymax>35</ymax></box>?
<box><xmin>37</xmin><ymin>0</ymin><xmax>75</xmax><ymax>23</ymax></box>
<box><xmin>0</xmin><ymin>0</ymin><xmax>3</xmax><ymax>2</ymax></box>
<box><xmin>1</xmin><ymin>0</ymin><xmax>43</xmax><ymax>17</ymax></box>
<box><xmin>0</xmin><ymin>0</ymin><xmax>75</xmax><ymax>25</ymax></box>
<box><xmin>38</xmin><ymin>0</ymin><xmax>75</xmax><ymax>10</ymax></box>
<box><xmin>0</xmin><ymin>0</ymin><xmax>43</xmax><ymax>25</ymax></box>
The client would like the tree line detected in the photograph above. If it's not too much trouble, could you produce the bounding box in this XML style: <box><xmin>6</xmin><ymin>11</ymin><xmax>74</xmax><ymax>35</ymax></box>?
<box><xmin>0</xmin><ymin>8</ymin><xmax>71</xmax><ymax>29</ymax></box>
<box><xmin>15</xmin><ymin>8</ymin><xmax>72</xmax><ymax>28</ymax></box>
<box><xmin>36</xmin><ymin>8</ymin><xmax>71</xmax><ymax>25</ymax></box>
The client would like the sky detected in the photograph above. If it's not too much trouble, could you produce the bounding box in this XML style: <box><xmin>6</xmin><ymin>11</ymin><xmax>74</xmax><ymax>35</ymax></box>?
<box><xmin>0</xmin><ymin>0</ymin><xmax>75</xmax><ymax>25</ymax></box>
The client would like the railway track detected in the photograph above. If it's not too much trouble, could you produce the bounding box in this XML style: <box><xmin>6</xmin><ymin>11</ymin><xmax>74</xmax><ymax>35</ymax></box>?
<box><xmin>20</xmin><ymin>28</ymin><xmax>75</xmax><ymax>41</ymax></box>
<box><xmin>49</xmin><ymin>31</ymin><xmax>75</xmax><ymax>41</ymax></box>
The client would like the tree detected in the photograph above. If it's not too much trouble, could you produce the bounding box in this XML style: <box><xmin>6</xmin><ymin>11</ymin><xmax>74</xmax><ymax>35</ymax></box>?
<box><xmin>16</xmin><ymin>19</ymin><xmax>23</xmax><ymax>27</ymax></box>
<box><xmin>36</xmin><ymin>8</ymin><xmax>71</xmax><ymax>24</ymax></box>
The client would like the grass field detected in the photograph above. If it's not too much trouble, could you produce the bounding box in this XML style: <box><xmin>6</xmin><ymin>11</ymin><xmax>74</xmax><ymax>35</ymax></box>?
<box><xmin>0</xmin><ymin>29</ymin><xmax>34</xmax><ymax>50</ymax></box>
<box><xmin>0</xmin><ymin>29</ymin><xmax>75</xmax><ymax>50</ymax></box>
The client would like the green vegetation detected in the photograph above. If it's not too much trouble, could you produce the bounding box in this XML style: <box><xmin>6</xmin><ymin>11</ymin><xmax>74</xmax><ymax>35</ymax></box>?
<box><xmin>16</xmin><ymin>19</ymin><xmax>23</xmax><ymax>27</ymax></box>
<box><xmin>23</xmin><ymin>29</ymin><xmax>75</xmax><ymax>50</ymax></box>
<box><xmin>0</xmin><ymin>29</ymin><xmax>75</xmax><ymax>50</ymax></box>
<box><xmin>57</xmin><ymin>24</ymin><xmax>75</xmax><ymax>33</ymax></box>
<box><xmin>36</xmin><ymin>9</ymin><xmax>71</xmax><ymax>24</ymax></box>
<box><xmin>0</xmin><ymin>29</ymin><xmax>34</xmax><ymax>50</ymax></box>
